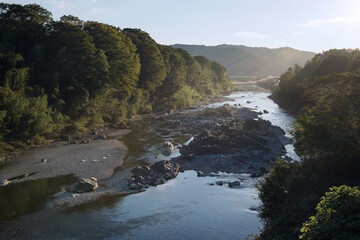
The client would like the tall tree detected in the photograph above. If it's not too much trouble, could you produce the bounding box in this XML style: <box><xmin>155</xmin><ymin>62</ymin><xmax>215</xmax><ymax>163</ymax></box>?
<box><xmin>123</xmin><ymin>28</ymin><xmax>166</xmax><ymax>95</ymax></box>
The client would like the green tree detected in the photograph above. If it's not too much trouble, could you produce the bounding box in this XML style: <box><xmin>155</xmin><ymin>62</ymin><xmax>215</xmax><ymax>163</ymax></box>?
<box><xmin>123</xmin><ymin>28</ymin><xmax>166</xmax><ymax>94</ymax></box>
<box><xmin>84</xmin><ymin>22</ymin><xmax>140</xmax><ymax>92</ymax></box>
<box><xmin>300</xmin><ymin>185</ymin><xmax>360</xmax><ymax>240</ymax></box>
<box><xmin>50</xmin><ymin>19</ymin><xmax>110</xmax><ymax>116</ymax></box>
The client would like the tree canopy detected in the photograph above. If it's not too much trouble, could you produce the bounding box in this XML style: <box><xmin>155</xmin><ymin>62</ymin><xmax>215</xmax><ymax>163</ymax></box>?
<box><xmin>256</xmin><ymin>49</ymin><xmax>360</xmax><ymax>240</ymax></box>
<box><xmin>0</xmin><ymin>3</ymin><xmax>232</xmax><ymax>154</ymax></box>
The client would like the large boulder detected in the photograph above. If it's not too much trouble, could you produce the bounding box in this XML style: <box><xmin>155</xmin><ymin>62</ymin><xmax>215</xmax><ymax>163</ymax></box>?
<box><xmin>129</xmin><ymin>160</ymin><xmax>180</xmax><ymax>189</ymax></box>
<box><xmin>70</xmin><ymin>177</ymin><xmax>98</xmax><ymax>193</ymax></box>
<box><xmin>150</xmin><ymin>160</ymin><xmax>179</xmax><ymax>179</ymax></box>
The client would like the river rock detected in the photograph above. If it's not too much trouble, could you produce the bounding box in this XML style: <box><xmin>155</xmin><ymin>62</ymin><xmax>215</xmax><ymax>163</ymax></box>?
<box><xmin>154</xmin><ymin>178</ymin><xmax>165</xmax><ymax>186</ymax></box>
<box><xmin>94</xmin><ymin>135</ymin><xmax>107</xmax><ymax>140</ymax></box>
<box><xmin>150</xmin><ymin>160</ymin><xmax>179</xmax><ymax>179</ymax></box>
<box><xmin>80</xmin><ymin>139</ymin><xmax>91</xmax><ymax>144</ymax></box>
<box><xmin>129</xmin><ymin>160</ymin><xmax>180</xmax><ymax>189</ymax></box>
<box><xmin>70</xmin><ymin>178</ymin><xmax>98</xmax><ymax>193</ymax></box>
<box><xmin>129</xmin><ymin>182</ymin><xmax>142</xmax><ymax>190</ymax></box>
<box><xmin>228</xmin><ymin>181</ymin><xmax>241</xmax><ymax>188</ymax></box>
<box><xmin>131</xmin><ymin>166</ymin><xmax>150</xmax><ymax>177</ymax></box>
<box><xmin>160</xmin><ymin>141</ymin><xmax>174</xmax><ymax>156</ymax></box>
<box><xmin>216</xmin><ymin>181</ymin><xmax>224</xmax><ymax>186</ymax></box>
<box><xmin>0</xmin><ymin>179</ymin><xmax>11</xmax><ymax>187</ymax></box>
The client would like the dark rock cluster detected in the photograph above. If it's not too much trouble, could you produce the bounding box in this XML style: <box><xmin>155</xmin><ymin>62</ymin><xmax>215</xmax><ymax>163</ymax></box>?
<box><xmin>128</xmin><ymin>160</ymin><xmax>180</xmax><ymax>190</ymax></box>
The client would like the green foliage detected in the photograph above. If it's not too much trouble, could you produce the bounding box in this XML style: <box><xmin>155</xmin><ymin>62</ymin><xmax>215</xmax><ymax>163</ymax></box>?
<box><xmin>294</xmin><ymin>71</ymin><xmax>360</xmax><ymax>158</ymax></box>
<box><xmin>0</xmin><ymin>86</ymin><xmax>66</xmax><ymax>145</ymax></box>
<box><xmin>258</xmin><ymin>49</ymin><xmax>360</xmax><ymax>240</ymax></box>
<box><xmin>156</xmin><ymin>85</ymin><xmax>200</xmax><ymax>111</ymax></box>
<box><xmin>123</xmin><ymin>28</ymin><xmax>166</xmax><ymax>94</ymax></box>
<box><xmin>84</xmin><ymin>22</ymin><xmax>140</xmax><ymax>92</ymax></box>
<box><xmin>271</xmin><ymin>49</ymin><xmax>360</xmax><ymax>112</ymax></box>
<box><xmin>0</xmin><ymin>3</ymin><xmax>232</xmax><ymax>154</ymax></box>
<box><xmin>299</xmin><ymin>186</ymin><xmax>360</xmax><ymax>240</ymax></box>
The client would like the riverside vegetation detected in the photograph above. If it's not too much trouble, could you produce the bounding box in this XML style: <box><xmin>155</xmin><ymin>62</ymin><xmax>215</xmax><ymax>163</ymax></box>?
<box><xmin>0</xmin><ymin>3</ymin><xmax>232</xmax><ymax>156</ymax></box>
<box><xmin>256</xmin><ymin>49</ymin><xmax>360</xmax><ymax>239</ymax></box>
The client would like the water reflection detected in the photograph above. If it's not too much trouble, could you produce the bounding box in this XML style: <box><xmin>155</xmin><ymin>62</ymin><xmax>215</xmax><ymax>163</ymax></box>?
<box><xmin>0</xmin><ymin>175</ymin><xmax>77</xmax><ymax>223</ymax></box>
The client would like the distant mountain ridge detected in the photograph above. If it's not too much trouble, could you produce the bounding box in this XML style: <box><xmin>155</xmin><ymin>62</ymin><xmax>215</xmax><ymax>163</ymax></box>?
<box><xmin>171</xmin><ymin>44</ymin><xmax>316</xmax><ymax>76</ymax></box>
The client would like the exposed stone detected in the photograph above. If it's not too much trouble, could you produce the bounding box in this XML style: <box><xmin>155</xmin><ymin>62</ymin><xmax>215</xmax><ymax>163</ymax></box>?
<box><xmin>94</xmin><ymin>135</ymin><xmax>107</xmax><ymax>140</ymax></box>
<box><xmin>154</xmin><ymin>178</ymin><xmax>165</xmax><ymax>186</ymax></box>
<box><xmin>70</xmin><ymin>178</ymin><xmax>98</xmax><ymax>193</ymax></box>
<box><xmin>129</xmin><ymin>160</ymin><xmax>179</xmax><ymax>189</ymax></box>
<box><xmin>216</xmin><ymin>181</ymin><xmax>224</xmax><ymax>186</ymax></box>
<box><xmin>80</xmin><ymin>139</ymin><xmax>91</xmax><ymax>144</ymax></box>
<box><xmin>0</xmin><ymin>179</ymin><xmax>11</xmax><ymax>187</ymax></box>
<box><xmin>160</xmin><ymin>141</ymin><xmax>174</xmax><ymax>156</ymax></box>
<box><xmin>131</xmin><ymin>166</ymin><xmax>150</xmax><ymax>177</ymax></box>
<box><xmin>228</xmin><ymin>181</ymin><xmax>241</xmax><ymax>188</ymax></box>
<box><xmin>150</xmin><ymin>160</ymin><xmax>179</xmax><ymax>178</ymax></box>
<box><xmin>129</xmin><ymin>182</ymin><xmax>142</xmax><ymax>190</ymax></box>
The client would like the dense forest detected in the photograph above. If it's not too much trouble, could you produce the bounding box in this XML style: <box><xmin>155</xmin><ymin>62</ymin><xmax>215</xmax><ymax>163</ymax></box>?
<box><xmin>0</xmin><ymin>3</ymin><xmax>232</xmax><ymax>155</ymax></box>
<box><xmin>271</xmin><ymin>49</ymin><xmax>360</xmax><ymax>112</ymax></box>
<box><xmin>172</xmin><ymin>44</ymin><xmax>315</xmax><ymax>77</ymax></box>
<box><xmin>256</xmin><ymin>49</ymin><xmax>360</xmax><ymax>239</ymax></box>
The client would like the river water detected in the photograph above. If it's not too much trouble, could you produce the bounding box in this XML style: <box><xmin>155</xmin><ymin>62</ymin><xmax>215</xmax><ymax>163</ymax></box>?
<box><xmin>0</xmin><ymin>91</ymin><xmax>298</xmax><ymax>240</ymax></box>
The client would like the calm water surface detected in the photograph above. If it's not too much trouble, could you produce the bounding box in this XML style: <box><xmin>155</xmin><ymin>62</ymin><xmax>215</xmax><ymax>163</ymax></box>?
<box><xmin>0</xmin><ymin>91</ymin><xmax>298</xmax><ymax>240</ymax></box>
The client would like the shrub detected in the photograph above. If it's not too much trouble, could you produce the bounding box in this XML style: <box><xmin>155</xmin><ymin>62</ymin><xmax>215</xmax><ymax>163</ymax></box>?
<box><xmin>300</xmin><ymin>185</ymin><xmax>360</xmax><ymax>240</ymax></box>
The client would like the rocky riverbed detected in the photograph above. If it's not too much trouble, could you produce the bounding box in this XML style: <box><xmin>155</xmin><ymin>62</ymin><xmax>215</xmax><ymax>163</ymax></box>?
<box><xmin>0</xmin><ymin>91</ymin><xmax>297</xmax><ymax>239</ymax></box>
<box><xmin>127</xmin><ymin>105</ymin><xmax>290</xmax><ymax>190</ymax></box>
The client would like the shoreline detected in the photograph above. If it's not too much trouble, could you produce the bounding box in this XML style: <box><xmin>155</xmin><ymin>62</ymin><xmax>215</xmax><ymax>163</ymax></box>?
<box><xmin>0</xmin><ymin>89</ymin><xmax>288</xmax><ymax>210</ymax></box>
<box><xmin>0</xmin><ymin>94</ymin><xmax>232</xmax><ymax>208</ymax></box>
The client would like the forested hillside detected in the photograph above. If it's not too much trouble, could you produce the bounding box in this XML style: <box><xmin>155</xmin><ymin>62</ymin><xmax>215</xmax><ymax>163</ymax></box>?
<box><xmin>0</xmin><ymin>3</ymin><xmax>232</xmax><ymax>154</ymax></box>
<box><xmin>172</xmin><ymin>44</ymin><xmax>315</xmax><ymax>76</ymax></box>
<box><xmin>271</xmin><ymin>49</ymin><xmax>360</xmax><ymax>112</ymax></box>
<box><xmin>256</xmin><ymin>49</ymin><xmax>360</xmax><ymax>239</ymax></box>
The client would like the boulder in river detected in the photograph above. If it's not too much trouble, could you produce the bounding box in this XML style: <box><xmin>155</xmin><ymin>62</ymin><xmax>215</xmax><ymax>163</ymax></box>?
<box><xmin>128</xmin><ymin>160</ymin><xmax>180</xmax><ymax>189</ymax></box>
<box><xmin>0</xmin><ymin>179</ymin><xmax>11</xmax><ymax>187</ymax></box>
<box><xmin>150</xmin><ymin>160</ymin><xmax>180</xmax><ymax>179</ymax></box>
<box><xmin>160</xmin><ymin>141</ymin><xmax>174</xmax><ymax>156</ymax></box>
<box><xmin>228</xmin><ymin>181</ymin><xmax>241</xmax><ymax>188</ymax></box>
<box><xmin>131</xmin><ymin>166</ymin><xmax>151</xmax><ymax>177</ymax></box>
<box><xmin>70</xmin><ymin>178</ymin><xmax>98</xmax><ymax>193</ymax></box>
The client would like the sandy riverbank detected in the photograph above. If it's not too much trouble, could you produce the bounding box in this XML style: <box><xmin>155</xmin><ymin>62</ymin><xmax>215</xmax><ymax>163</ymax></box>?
<box><xmin>0</xmin><ymin>128</ymin><xmax>133</xmax><ymax>208</ymax></box>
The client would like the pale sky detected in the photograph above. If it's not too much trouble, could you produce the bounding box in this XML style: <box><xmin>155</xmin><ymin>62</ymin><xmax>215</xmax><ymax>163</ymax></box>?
<box><xmin>9</xmin><ymin>0</ymin><xmax>360</xmax><ymax>52</ymax></box>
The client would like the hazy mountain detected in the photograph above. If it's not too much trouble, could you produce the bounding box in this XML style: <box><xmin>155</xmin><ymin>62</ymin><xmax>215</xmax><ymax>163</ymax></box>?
<box><xmin>172</xmin><ymin>44</ymin><xmax>316</xmax><ymax>76</ymax></box>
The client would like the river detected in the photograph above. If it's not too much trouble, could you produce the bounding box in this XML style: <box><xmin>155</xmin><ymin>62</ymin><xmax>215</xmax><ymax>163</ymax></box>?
<box><xmin>0</xmin><ymin>90</ymin><xmax>298</xmax><ymax>240</ymax></box>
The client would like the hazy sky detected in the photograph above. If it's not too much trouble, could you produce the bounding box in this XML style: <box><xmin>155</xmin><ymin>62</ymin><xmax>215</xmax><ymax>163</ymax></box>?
<box><xmin>9</xmin><ymin>0</ymin><xmax>360</xmax><ymax>52</ymax></box>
